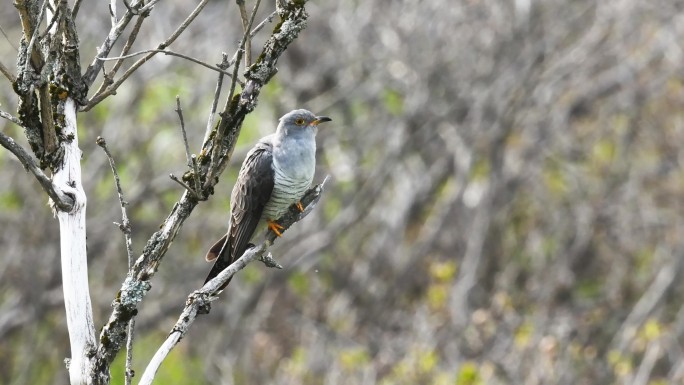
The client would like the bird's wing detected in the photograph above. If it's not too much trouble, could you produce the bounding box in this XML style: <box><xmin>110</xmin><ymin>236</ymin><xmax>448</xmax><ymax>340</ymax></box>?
<box><xmin>227</xmin><ymin>140</ymin><xmax>275</xmax><ymax>262</ymax></box>
<box><xmin>204</xmin><ymin>141</ymin><xmax>274</xmax><ymax>285</ymax></box>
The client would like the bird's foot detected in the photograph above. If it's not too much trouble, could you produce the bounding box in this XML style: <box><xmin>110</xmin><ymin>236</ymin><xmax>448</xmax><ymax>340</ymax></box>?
<box><xmin>267</xmin><ymin>220</ymin><xmax>284</xmax><ymax>237</ymax></box>
<box><xmin>295</xmin><ymin>201</ymin><xmax>305</xmax><ymax>212</ymax></box>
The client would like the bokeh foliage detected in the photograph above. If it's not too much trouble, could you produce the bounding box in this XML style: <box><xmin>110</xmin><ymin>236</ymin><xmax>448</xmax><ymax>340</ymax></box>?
<box><xmin>1</xmin><ymin>0</ymin><xmax>684</xmax><ymax>384</ymax></box>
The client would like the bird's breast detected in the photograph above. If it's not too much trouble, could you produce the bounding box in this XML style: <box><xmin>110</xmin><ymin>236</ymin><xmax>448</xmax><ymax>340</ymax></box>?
<box><xmin>265</xmin><ymin>140</ymin><xmax>316</xmax><ymax>220</ymax></box>
<box><xmin>272</xmin><ymin>137</ymin><xmax>316</xmax><ymax>181</ymax></box>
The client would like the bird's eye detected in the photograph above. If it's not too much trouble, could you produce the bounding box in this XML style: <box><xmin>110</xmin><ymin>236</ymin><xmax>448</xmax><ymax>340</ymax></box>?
<box><xmin>294</xmin><ymin>118</ymin><xmax>305</xmax><ymax>126</ymax></box>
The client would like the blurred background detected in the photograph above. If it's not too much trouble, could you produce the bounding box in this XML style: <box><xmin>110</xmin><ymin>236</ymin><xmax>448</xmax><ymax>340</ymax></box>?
<box><xmin>2</xmin><ymin>0</ymin><xmax>684</xmax><ymax>384</ymax></box>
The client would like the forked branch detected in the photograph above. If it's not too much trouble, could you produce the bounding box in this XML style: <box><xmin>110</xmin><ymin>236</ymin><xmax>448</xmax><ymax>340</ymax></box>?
<box><xmin>0</xmin><ymin>125</ymin><xmax>74</xmax><ymax>211</ymax></box>
<box><xmin>138</xmin><ymin>179</ymin><xmax>328</xmax><ymax>385</ymax></box>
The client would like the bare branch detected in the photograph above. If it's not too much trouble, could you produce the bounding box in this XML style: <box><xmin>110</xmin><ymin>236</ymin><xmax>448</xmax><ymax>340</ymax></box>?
<box><xmin>206</xmin><ymin>0</ymin><xmax>305</xmax><ymax>188</ymax></box>
<box><xmin>138</xmin><ymin>178</ymin><xmax>328</xmax><ymax>384</ymax></box>
<box><xmin>113</xmin><ymin>10</ymin><xmax>147</xmax><ymax>65</ymax></box>
<box><xmin>0</xmin><ymin>23</ymin><xmax>18</xmax><ymax>52</ymax></box>
<box><xmin>174</xmin><ymin>96</ymin><xmax>192</xmax><ymax>169</ymax></box>
<box><xmin>83</xmin><ymin>0</ymin><xmax>211</xmax><ymax>111</ymax></box>
<box><xmin>124</xmin><ymin>320</ymin><xmax>135</xmax><ymax>385</ymax></box>
<box><xmin>169</xmin><ymin>173</ymin><xmax>200</xmax><ymax>199</ymax></box>
<box><xmin>174</xmin><ymin>96</ymin><xmax>203</xmax><ymax>197</ymax></box>
<box><xmin>109</xmin><ymin>0</ymin><xmax>118</xmax><ymax>27</ymax></box>
<box><xmin>23</xmin><ymin>0</ymin><xmax>49</xmax><ymax>75</ymax></box>
<box><xmin>236</xmin><ymin>0</ymin><xmax>252</xmax><ymax>67</ymax></box>
<box><xmin>0</xmin><ymin>123</ymin><xmax>74</xmax><ymax>211</ymax></box>
<box><xmin>250</xmin><ymin>10</ymin><xmax>277</xmax><ymax>37</ymax></box>
<box><xmin>95</xmin><ymin>136</ymin><xmax>134</xmax><ymax>264</ymax></box>
<box><xmin>39</xmin><ymin>4</ymin><xmax>61</xmax><ymax>39</ymax></box>
<box><xmin>137</xmin><ymin>0</ymin><xmax>163</xmax><ymax>14</ymax></box>
<box><xmin>91</xmin><ymin>10</ymin><xmax>149</xmax><ymax>98</ymax></box>
<box><xmin>95</xmin><ymin>135</ymin><xmax>137</xmax><ymax>385</ymax></box>
<box><xmin>96</xmin><ymin>49</ymin><xmax>240</xmax><ymax>81</ymax></box>
<box><xmin>72</xmin><ymin>0</ymin><xmax>83</xmax><ymax>18</ymax></box>
<box><xmin>121</xmin><ymin>0</ymin><xmax>137</xmax><ymax>14</ymax></box>
<box><xmin>206</xmin><ymin>0</ymin><xmax>262</xmax><ymax>185</ymax></box>
<box><xmin>138</xmin><ymin>242</ymin><xmax>270</xmax><ymax>385</ymax></box>
<box><xmin>81</xmin><ymin>2</ymin><xmax>143</xmax><ymax>87</ymax></box>
<box><xmin>242</xmin><ymin>0</ymin><xmax>262</xmax><ymax>68</ymax></box>
<box><xmin>203</xmin><ymin>53</ymin><xmax>230</xmax><ymax>144</ymax></box>
<box><xmin>206</xmin><ymin>49</ymin><xmax>244</xmax><ymax>182</ymax></box>
<box><xmin>0</xmin><ymin>108</ymin><xmax>23</xmax><ymax>126</ymax></box>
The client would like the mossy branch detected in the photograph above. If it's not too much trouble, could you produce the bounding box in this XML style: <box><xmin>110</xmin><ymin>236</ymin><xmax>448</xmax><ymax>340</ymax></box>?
<box><xmin>92</xmin><ymin>2</ymin><xmax>311</xmax><ymax>382</ymax></box>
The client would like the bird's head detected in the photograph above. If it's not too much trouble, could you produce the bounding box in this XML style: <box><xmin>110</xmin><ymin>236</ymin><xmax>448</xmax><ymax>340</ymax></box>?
<box><xmin>277</xmin><ymin>109</ymin><xmax>332</xmax><ymax>137</ymax></box>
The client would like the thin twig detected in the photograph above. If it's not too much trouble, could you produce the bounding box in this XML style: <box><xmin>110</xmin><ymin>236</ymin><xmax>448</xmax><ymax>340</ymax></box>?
<box><xmin>97</xmin><ymin>49</ymin><xmax>240</xmax><ymax>81</ymax></box>
<box><xmin>95</xmin><ymin>136</ymin><xmax>134</xmax><ymax>264</ymax></box>
<box><xmin>202</xmin><ymin>53</ymin><xmax>229</xmax><ymax>144</ymax></box>
<box><xmin>72</xmin><ymin>0</ymin><xmax>83</xmax><ymax>18</ymax></box>
<box><xmin>115</xmin><ymin>10</ymin><xmax>148</xmax><ymax>67</ymax></box>
<box><xmin>137</xmin><ymin>0</ymin><xmax>162</xmax><ymax>14</ymax></box>
<box><xmin>0</xmin><ymin>24</ymin><xmax>18</xmax><ymax>52</ymax></box>
<box><xmin>124</xmin><ymin>319</ymin><xmax>135</xmax><ymax>385</ymax></box>
<box><xmin>121</xmin><ymin>0</ymin><xmax>139</xmax><ymax>15</ymax></box>
<box><xmin>95</xmin><ymin>136</ymin><xmax>137</xmax><ymax>385</ymax></box>
<box><xmin>250</xmin><ymin>10</ymin><xmax>277</xmax><ymax>37</ymax></box>
<box><xmin>92</xmin><ymin>10</ymin><xmax>149</xmax><ymax>98</ymax></box>
<box><xmin>81</xmin><ymin>0</ymin><xmax>149</xmax><ymax>87</ymax></box>
<box><xmin>109</xmin><ymin>12</ymin><xmax>150</xmax><ymax>78</ymax></box>
<box><xmin>206</xmin><ymin>43</ymin><xmax>244</xmax><ymax>183</ymax></box>
<box><xmin>0</xmin><ymin>61</ymin><xmax>15</xmax><ymax>83</ymax></box>
<box><xmin>0</xmin><ymin>108</ymin><xmax>22</xmax><ymax>126</ymax></box>
<box><xmin>244</xmin><ymin>0</ymin><xmax>262</xmax><ymax>58</ymax></box>
<box><xmin>230</xmin><ymin>0</ymin><xmax>261</xmax><ymax>98</ymax></box>
<box><xmin>174</xmin><ymin>96</ymin><xmax>192</xmax><ymax>168</ymax></box>
<box><xmin>24</xmin><ymin>0</ymin><xmax>49</xmax><ymax>75</ymax></box>
<box><xmin>38</xmin><ymin>6</ymin><xmax>61</xmax><ymax>39</ymax></box>
<box><xmin>206</xmin><ymin>0</ymin><xmax>262</xmax><ymax>186</ymax></box>
<box><xmin>0</xmin><ymin>128</ymin><xmax>73</xmax><ymax>211</ymax></box>
<box><xmin>35</xmin><ymin>0</ymin><xmax>61</xmax><ymax>155</ymax></box>
<box><xmin>173</xmin><ymin>97</ymin><xmax>203</xmax><ymax>197</ymax></box>
<box><xmin>169</xmin><ymin>174</ymin><xmax>199</xmax><ymax>198</ymax></box>
<box><xmin>236</xmin><ymin>0</ymin><xmax>251</xmax><ymax>67</ymax></box>
<box><xmin>83</xmin><ymin>0</ymin><xmax>211</xmax><ymax>111</ymax></box>
<box><xmin>109</xmin><ymin>0</ymin><xmax>118</xmax><ymax>27</ymax></box>
<box><xmin>237</xmin><ymin>0</ymin><xmax>249</xmax><ymax>30</ymax></box>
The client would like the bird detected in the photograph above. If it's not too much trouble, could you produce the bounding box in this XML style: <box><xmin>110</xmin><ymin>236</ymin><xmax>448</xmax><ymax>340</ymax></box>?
<box><xmin>204</xmin><ymin>109</ymin><xmax>331</xmax><ymax>289</ymax></box>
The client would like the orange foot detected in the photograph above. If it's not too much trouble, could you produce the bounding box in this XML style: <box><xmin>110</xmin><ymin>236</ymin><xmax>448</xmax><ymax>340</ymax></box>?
<box><xmin>268</xmin><ymin>220</ymin><xmax>284</xmax><ymax>237</ymax></box>
<box><xmin>296</xmin><ymin>201</ymin><xmax>305</xmax><ymax>212</ymax></box>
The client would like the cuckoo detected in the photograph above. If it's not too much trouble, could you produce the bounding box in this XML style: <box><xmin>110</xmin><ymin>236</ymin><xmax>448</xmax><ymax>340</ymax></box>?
<box><xmin>204</xmin><ymin>109</ymin><xmax>331</xmax><ymax>288</ymax></box>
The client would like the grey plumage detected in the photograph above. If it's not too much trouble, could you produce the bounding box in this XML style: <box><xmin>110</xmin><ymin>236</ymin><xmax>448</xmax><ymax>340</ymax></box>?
<box><xmin>204</xmin><ymin>109</ymin><xmax>331</xmax><ymax>288</ymax></box>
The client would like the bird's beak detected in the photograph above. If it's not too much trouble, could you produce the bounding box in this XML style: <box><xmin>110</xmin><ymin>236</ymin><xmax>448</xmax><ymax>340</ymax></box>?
<box><xmin>311</xmin><ymin>116</ymin><xmax>332</xmax><ymax>126</ymax></box>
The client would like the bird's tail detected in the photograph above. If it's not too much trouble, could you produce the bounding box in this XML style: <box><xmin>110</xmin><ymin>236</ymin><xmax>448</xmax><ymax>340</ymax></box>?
<box><xmin>204</xmin><ymin>234</ymin><xmax>233</xmax><ymax>289</ymax></box>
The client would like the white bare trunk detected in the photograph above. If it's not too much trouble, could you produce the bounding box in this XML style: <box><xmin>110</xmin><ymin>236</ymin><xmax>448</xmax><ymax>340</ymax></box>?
<box><xmin>53</xmin><ymin>98</ymin><xmax>96</xmax><ymax>385</ymax></box>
